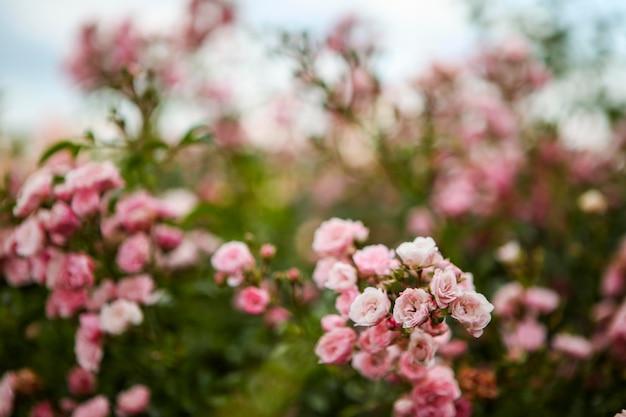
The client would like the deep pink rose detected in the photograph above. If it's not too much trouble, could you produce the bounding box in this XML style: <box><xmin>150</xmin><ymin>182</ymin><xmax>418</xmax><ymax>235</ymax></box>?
<box><xmin>153</xmin><ymin>224</ymin><xmax>184</xmax><ymax>250</ymax></box>
<box><xmin>71</xmin><ymin>189</ymin><xmax>101</xmax><ymax>218</ymax></box>
<box><xmin>29</xmin><ymin>401</ymin><xmax>54</xmax><ymax>417</ymax></box>
<box><xmin>234</xmin><ymin>286</ymin><xmax>270</xmax><ymax>315</ymax></box>
<box><xmin>67</xmin><ymin>367</ymin><xmax>96</xmax><ymax>396</ymax></box>
<box><xmin>46</xmin><ymin>252</ymin><xmax>95</xmax><ymax>290</ymax></box>
<box><xmin>314</xmin><ymin>327</ymin><xmax>356</xmax><ymax>364</ymax></box>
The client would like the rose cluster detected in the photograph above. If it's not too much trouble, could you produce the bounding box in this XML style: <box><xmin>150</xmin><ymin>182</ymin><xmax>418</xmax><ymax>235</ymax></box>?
<box><xmin>311</xmin><ymin>218</ymin><xmax>494</xmax><ymax>417</ymax></box>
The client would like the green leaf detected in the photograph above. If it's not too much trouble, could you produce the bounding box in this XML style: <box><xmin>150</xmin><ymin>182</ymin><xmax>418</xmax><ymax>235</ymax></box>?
<box><xmin>179</xmin><ymin>125</ymin><xmax>214</xmax><ymax>147</ymax></box>
<box><xmin>38</xmin><ymin>140</ymin><xmax>83</xmax><ymax>165</ymax></box>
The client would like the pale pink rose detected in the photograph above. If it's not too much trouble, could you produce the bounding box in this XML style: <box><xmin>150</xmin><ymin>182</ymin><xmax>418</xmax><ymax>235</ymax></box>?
<box><xmin>523</xmin><ymin>286</ymin><xmax>560</xmax><ymax>314</ymax></box>
<box><xmin>349</xmin><ymin>288</ymin><xmax>391</xmax><ymax>326</ymax></box>
<box><xmin>551</xmin><ymin>333</ymin><xmax>593</xmax><ymax>359</ymax></box>
<box><xmin>357</xmin><ymin>320</ymin><xmax>393</xmax><ymax>353</ymax></box>
<box><xmin>13</xmin><ymin>170</ymin><xmax>52</xmax><ymax>217</ymax></box>
<box><xmin>3</xmin><ymin>257</ymin><xmax>31</xmax><ymax>286</ymax></box>
<box><xmin>397</xmin><ymin>351</ymin><xmax>428</xmax><ymax>382</ymax></box>
<box><xmin>439</xmin><ymin>339</ymin><xmax>468</xmax><ymax>359</ymax></box>
<box><xmin>87</xmin><ymin>279</ymin><xmax>117</xmax><ymax>311</ymax></box>
<box><xmin>608</xmin><ymin>302</ymin><xmax>626</xmax><ymax>341</ymax></box>
<box><xmin>602</xmin><ymin>265</ymin><xmax>625</xmax><ymax>298</ymax></box>
<box><xmin>46</xmin><ymin>252</ymin><xmax>95</xmax><ymax>290</ymax></box>
<box><xmin>29</xmin><ymin>401</ymin><xmax>54</xmax><ymax>417</ymax></box>
<box><xmin>234</xmin><ymin>286</ymin><xmax>270</xmax><ymax>315</ymax></box>
<box><xmin>71</xmin><ymin>189</ymin><xmax>100</xmax><ymax>217</ymax></box>
<box><xmin>40</xmin><ymin>201</ymin><xmax>81</xmax><ymax>236</ymax></box>
<box><xmin>114</xmin><ymin>191</ymin><xmax>163</xmax><ymax>233</ymax></box>
<box><xmin>67</xmin><ymin>367</ymin><xmax>96</xmax><ymax>396</ymax></box>
<box><xmin>13</xmin><ymin>216</ymin><xmax>45</xmax><ymax>257</ymax></box>
<box><xmin>0</xmin><ymin>372</ymin><xmax>16</xmax><ymax>417</ymax></box>
<box><xmin>411</xmin><ymin>365</ymin><xmax>461</xmax><ymax>409</ymax></box>
<box><xmin>406</xmin><ymin>207</ymin><xmax>434</xmax><ymax>237</ymax></box>
<box><xmin>312</xmin><ymin>257</ymin><xmax>337</xmax><ymax>288</ymax></box>
<box><xmin>314</xmin><ymin>327</ymin><xmax>357</xmax><ymax>364</ymax></box>
<box><xmin>615</xmin><ymin>410</ymin><xmax>626</xmax><ymax>417</ymax></box>
<box><xmin>75</xmin><ymin>314</ymin><xmax>103</xmax><ymax>372</ymax></box>
<box><xmin>352</xmin><ymin>349</ymin><xmax>394</xmax><ymax>379</ymax></box>
<box><xmin>71</xmin><ymin>395</ymin><xmax>109</xmax><ymax>417</ymax></box>
<box><xmin>100</xmin><ymin>300</ymin><xmax>144</xmax><ymax>335</ymax></box>
<box><xmin>117</xmin><ymin>275</ymin><xmax>156</xmax><ymax>305</ymax></box>
<box><xmin>492</xmin><ymin>282</ymin><xmax>523</xmax><ymax>317</ymax></box>
<box><xmin>393</xmin><ymin>288</ymin><xmax>434</xmax><ymax>328</ymax></box>
<box><xmin>30</xmin><ymin>250</ymin><xmax>53</xmax><ymax>285</ymax></box>
<box><xmin>159</xmin><ymin>238</ymin><xmax>198</xmax><ymax>269</ymax></box>
<box><xmin>153</xmin><ymin>224</ymin><xmax>184</xmax><ymax>251</ymax></box>
<box><xmin>457</xmin><ymin>271</ymin><xmax>476</xmax><ymax>292</ymax></box>
<box><xmin>335</xmin><ymin>287</ymin><xmax>360</xmax><ymax>317</ymax></box>
<box><xmin>495</xmin><ymin>241</ymin><xmax>521</xmax><ymax>264</ymax></box>
<box><xmin>60</xmin><ymin>398</ymin><xmax>78</xmax><ymax>414</ymax></box>
<box><xmin>421</xmin><ymin>317</ymin><xmax>450</xmax><ymax>336</ymax></box>
<box><xmin>449</xmin><ymin>291</ymin><xmax>494</xmax><ymax>337</ymax></box>
<box><xmin>46</xmin><ymin>288</ymin><xmax>88</xmax><ymax>318</ymax></box>
<box><xmin>116</xmin><ymin>233</ymin><xmax>151</xmax><ymax>274</ymax></box>
<box><xmin>259</xmin><ymin>244</ymin><xmax>276</xmax><ymax>259</ymax></box>
<box><xmin>211</xmin><ymin>241</ymin><xmax>255</xmax><ymax>275</ymax></box>
<box><xmin>396</xmin><ymin>237</ymin><xmax>442</xmax><ymax>268</ymax></box>
<box><xmin>115</xmin><ymin>385</ymin><xmax>150</xmax><ymax>416</ymax></box>
<box><xmin>353</xmin><ymin>244</ymin><xmax>399</xmax><ymax>276</ymax></box>
<box><xmin>321</xmin><ymin>314</ymin><xmax>347</xmax><ymax>332</ymax></box>
<box><xmin>312</xmin><ymin>218</ymin><xmax>368</xmax><ymax>257</ymax></box>
<box><xmin>264</xmin><ymin>306</ymin><xmax>291</xmax><ymax>329</ymax></box>
<box><xmin>63</xmin><ymin>161</ymin><xmax>124</xmax><ymax>195</ymax></box>
<box><xmin>158</xmin><ymin>188</ymin><xmax>198</xmax><ymax>219</ymax></box>
<box><xmin>503</xmin><ymin>318</ymin><xmax>546</xmax><ymax>354</ymax></box>
<box><xmin>429</xmin><ymin>267</ymin><xmax>462</xmax><ymax>308</ymax></box>
<box><xmin>325</xmin><ymin>262</ymin><xmax>358</xmax><ymax>292</ymax></box>
<box><xmin>393</xmin><ymin>395</ymin><xmax>416</xmax><ymax>417</ymax></box>
<box><xmin>187</xmin><ymin>230</ymin><xmax>221</xmax><ymax>255</ymax></box>
<box><xmin>407</xmin><ymin>329</ymin><xmax>438</xmax><ymax>367</ymax></box>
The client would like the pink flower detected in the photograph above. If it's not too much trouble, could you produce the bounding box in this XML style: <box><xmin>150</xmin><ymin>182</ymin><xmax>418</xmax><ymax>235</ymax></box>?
<box><xmin>116</xmin><ymin>233</ymin><xmax>151</xmax><ymax>274</ymax></box>
<box><xmin>407</xmin><ymin>329</ymin><xmax>438</xmax><ymax>367</ymax></box>
<box><xmin>63</xmin><ymin>161</ymin><xmax>124</xmax><ymax>195</ymax></box>
<box><xmin>71</xmin><ymin>189</ymin><xmax>101</xmax><ymax>218</ymax></box>
<box><xmin>607</xmin><ymin>302</ymin><xmax>626</xmax><ymax>341</ymax></box>
<box><xmin>397</xmin><ymin>351</ymin><xmax>428</xmax><ymax>382</ymax></box>
<box><xmin>393</xmin><ymin>395</ymin><xmax>416</xmax><ymax>417</ymax></box>
<box><xmin>321</xmin><ymin>314</ymin><xmax>347</xmax><ymax>332</ymax></box>
<box><xmin>357</xmin><ymin>320</ymin><xmax>393</xmax><ymax>353</ymax></box>
<box><xmin>153</xmin><ymin>224</ymin><xmax>184</xmax><ymax>250</ymax></box>
<box><xmin>264</xmin><ymin>306</ymin><xmax>291</xmax><ymax>329</ymax></box>
<box><xmin>352</xmin><ymin>349</ymin><xmax>394</xmax><ymax>379</ymax></box>
<box><xmin>29</xmin><ymin>401</ymin><xmax>54</xmax><ymax>417</ymax></box>
<box><xmin>393</xmin><ymin>288</ymin><xmax>434</xmax><ymax>328</ymax></box>
<box><xmin>615</xmin><ymin>410</ymin><xmax>626</xmax><ymax>417</ymax></box>
<box><xmin>449</xmin><ymin>291</ymin><xmax>494</xmax><ymax>337</ymax></box>
<box><xmin>335</xmin><ymin>287</ymin><xmax>360</xmax><ymax>317</ymax></box>
<box><xmin>211</xmin><ymin>241</ymin><xmax>255</xmax><ymax>275</ymax></box>
<box><xmin>13</xmin><ymin>216</ymin><xmax>45</xmax><ymax>257</ymax></box>
<box><xmin>349</xmin><ymin>288</ymin><xmax>391</xmax><ymax>326</ymax></box>
<box><xmin>551</xmin><ymin>333</ymin><xmax>593</xmax><ymax>359</ymax></box>
<box><xmin>429</xmin><ymin>267</ymin><xmax>462</xmax><ymax>308</ymax></box>
<box><xmin>113</xmin><ymin>191</ymin><xmax>164</xmax><ymax>233</ymax></box>
<box><xmin>260</xmin><ymin>243</ymin><xmax>276</xmax><ymax>259</ymax></box>
<box><xmin>312</xmin><ymin>218</ymin><xmax>368</xmax><ymax>257</ymax></box>
<box><xmin>523</xmin><ymin>286</ymin><xmax>560</xmax><ymax>314</ymax></box>
<box><xmin>234</xmin><ymin>286</ymin><xmax>270</xmax><ymax>315</ymax></box>
<box><xmin>503</xmin><ymin>318</ymin><xmax>546</xmax><ymax>354</ymax></box>
<box><xmin>13</xmin><ymin>170</ymin><xmax>52</xmax><ymax>217</ymax></box>
<box><xmin>71</xmin><ymin>395</ymin><xmax>109</xmax><ymax>417</ymax></box>
<box><xmin>411</xmin><ymin>365</ymin><xmax>461</xmax><ymax>412</ymax></box>
<box><xmin>492</xmin><ymin>282</ymin><xmax>523</xmax><ymax>317</ymax></box>
<box><xmin>115</xmin><ymin>385</ymin><xmax>150</xmax><ymax>416</ymax></box>
<box><xmin>406</xmin><ymin>207</ymin><xmax>435</xmax><ymax>237</ymax></box>
<box><xmin>67</xmin><ymin>367</ymin><xmax>96</xmax><ymax>396</ymax></box>
<box><xmin>0</xmin><ymin>372</ymin><xmax>16</xmax><ymax>417</ymax></box>
<box><xmin>117</xmin><ymin>275</ymin><xmax>156</xmax><ymax>305</ymax></box>
<box><xmin>312</xmin><ymin>257</ymin><xmax>337</xmax><ymax>288</ymax></box>
<box><xmin>40</xmin><ymin>201</ymin><xmax>81</xmax><ymax>236</ymax></box>
<box><xmin>325</xmin><ymin>262</ymin><xmax>358</xmax><ymax>292</ymax></box>
<box><xmin>99</xmin><ymin>300</ymin><xmax>144</xmax><ymax>335</ymax></box>
<box><xmin>396</xmin><ymin>237</ymin><xmax>442</xmax><ymax>269</ymax></box>
<box><xmin>3</xmin><ymin>257</ymin><xmax>31</xmax><ymax>287</ymax></box>
<box><xmin>602</xmin><ymin>265</ymin><xmax>625</xmax><ymax>298</ymax></box>
<box><xmin>353</xmin><ymin>244</ymin><xmax>399</xmax><ymax>276</ymax></box>
<box><xmin>46</xmin><ymin>252</ymin><xmax>95</xmax><ymax>290</ymax></box>
<box><xmin>87</xmin><ymin>280</ymin><xmax>117</xmax><ymax>311</ymax></box>
<box><xmin>75</xmin><ymin>314</ymin><xmax>103</xmax><ymax>372</ymax></box>
<box><xmin>46</xmin><ymin>288</ymin><xmax>88</xmax><ymax>318</ymax></box>
<box><xmin>314</xmin><ymin>327</ymin><xmax>357</xmax><ymax>364</ymax></box>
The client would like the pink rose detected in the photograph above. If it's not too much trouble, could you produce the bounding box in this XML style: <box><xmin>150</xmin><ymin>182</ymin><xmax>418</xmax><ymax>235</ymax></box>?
<box><xmin>335</xmin><ymin>287</ymin><xmax>360</xmax><ymax>317</ymax></box>
<box><xmin>67</xmin><ymin>367</ymin><xmax>96</xmax><ymax>396</ymax></box>
<box><xmin>75</xmin><ymin>314</ymin><xmax>103</xmax><ymax>373</ymax></box>
<box><xmin>29</xmin><ymin>401</ymin><xmax>54</xmax><ymax>417</ymax></box>
<box><xmin>113</xmin><ymin>191</ymin><xmax>163</xmax><ymax>233</ymax></box>
<box><xmin>353</xmin><ymin>244</ymin><xmax>399</xmax><ymax>276</ymax></box>
<box><xmin>63</xmin><ymin>161</ymin><xmax>124</xmax><ymax>195</ymax></box>
<box><xmin>325</xmin><ymin>262</ymin><xmax>358</xmax><ymax>292</ymax></box>
<box><xmin>3</xmin><ymin>257</ymin><xmax>31</xmax><ymax>287</ymax></box>
<box><xmin>312</xmin><ymin>257</ymin><xmax>336</xmax><ymax>288</ymax></box>
<box><xmin>449</xmin><ymin>291</ymin><xmax>494</xmax><ymax>337</ymax></box>
<box><xmin>159</xmin><ymin>238</ymin><xmax>199</xmax><ymax>270</ymax></box>
<box><xmin>153</xmin><ymin>224</ymin><xmax>184</xmax><ymax>251</ymax></box>
<box><xmin>99</xmin><ymin>300</ymin><xmax>143</xmax><ymax>335</ymax></box>
<box><xmin>211</xmin><ymin>241</ymin><xmax>255</xmax><ymax>275</ymax></box>
<box><xmin>492</xmin><ymin>282</ymin><xmax>523</xmax><ymax>317</ymax></box>
<box><xmin>312</xmin><ymin>218</ymin><xmax>368</xmax><ymax>257</ymax></box>
<box><xmin>321</xmin><ymin>314</ymin><xmax>347</xmax><ymax>332</ymax></box>
<box><xmin>46</xmin><ymin>252</ymin><xmax>95</xmax><ymax>290</ymax></box>
<box><xmin>602</xmin><ymin>265</ymin><xmax>625</xmax><ymax>298</ymax></box>
<box><xmin>314</xmin><ymin>327</ymin><xmax>356</xmax><ymax>364</ymax></box>
<box><xmin>116</xmin><ymin>233</ymin><xmax>151</xmax><ymax>274</ymax></box>
<box><xmin>0</xmin><ymin>372</ymin><xmax>16</xmax><ymax>417</ymax></box>
<box><xmin>13</xmin><ymin>170</ymin><xmax>52</xmax><ymax>217</ymax></box>
<box><xmin>351</xmin><ymin>349</ymin><xmax>394</xmax><ymax>380</ymax></box>
<box><xmin>551</xmin><ymin>333</ymin><xmax>593</xmax><ymax>359</ymax></box>
<box><xmin>116</xmin><ymin>385</ymin><xmax>150</xmax><ymax>416</ymax></box>
<box><xmin>71</xmin><ymin>189</ymin><xmax>101</xmax><ymax>218</ymax></box>
<box><xmin>429</xmin><ymin>268</ymin><xmax>462</xmax><ymax>308</ymax></box>
<box><xmin>13</xmin><ymin>216</ymin><xmax>45</xmax><ymax>257</ymax></box>
<box><xmin>40</xmin><ymin>201</ymin><xmax>81</xmax><ymax>237</ymax></box>
<box><xmin>503</xmin><ymin>318</ymin><xmax>546</xmax><ymax>355</ymax></box>
<box><xmin>87</xmin><ymin>280</ymin><xmax>117</xmax><ymax>311</ymax></box>
<box><xmin>117</xmin><ymin>275</ymin><xmax>156</xmax><ymax>305</ymax></box>
<box><xmin>393</xmin><ymin>395</ymin><xmax>416</xmax><ymax>417</ymax></box>
<box><xmin>357</xmin><ymin>320</ymin><xmax>393</xmax><ymax>353</ymax></box>
<box><xmin>264</xmin><ymin>306</ymin><xmax>291</xmax><ymax>329</ymax></box>
<box><xmin>407</xmin><ymin>329</ymin><xmax>438</xmax><ymax>367</ymax></box>
<box><xmin>395</xmin><ymin>237</ymin><xmax>442</xmax><ymax>268</ymax></box>
<box><xmin>349</xmin><ymin>288</ymin><xmax>391</xmax><ymax>326</ymax></box>
<box><xmin>411</xmin><ymin>365</ymin><xmax>461</xmax><ymax>411</ymax></box>
<box><xmin>393</xmin><ymin>288</ymin><xmax>434</xmax><ymax>328</ymax></box>
<box><xmin>46</xmin><ymin>288</ymin><xmax>88</xmax><ymax>318</ymax></box>
<box><xmin>397</xmin><ymin>351</ymin><xmax>428</xmax><ymax>382</ymax></box>
<box><xmin>71</xmin><ymin>395</ymin><xmax>109</xmax><ymax>417</ymax></box>
<box><xmin>234</xmin><ymin>286</ymin><xmax>270</xmax><ymax>315</ymax></box>
<box><xmin>523</xmin><ymin>286</ymin><xmax>560</xmax><ymax>314</ymax></box>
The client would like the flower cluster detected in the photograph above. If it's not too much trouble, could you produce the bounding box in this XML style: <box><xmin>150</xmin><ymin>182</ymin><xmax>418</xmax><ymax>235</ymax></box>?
<box><xmin>312</xmin><ymin>218</ymin><xmax>494</xmax><ymax>416</ymax></box>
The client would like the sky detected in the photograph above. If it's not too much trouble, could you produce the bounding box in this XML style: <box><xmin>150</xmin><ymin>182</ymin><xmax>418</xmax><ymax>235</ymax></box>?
<box><xmin>0</xmin><ymin>0</ymin><xmax>474</xmax><ymax>136</ymax></box>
